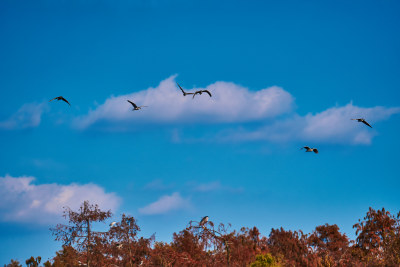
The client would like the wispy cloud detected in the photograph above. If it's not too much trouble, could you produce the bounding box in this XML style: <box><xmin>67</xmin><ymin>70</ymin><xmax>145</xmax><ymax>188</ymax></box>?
<box><xmin>226</xmin><ymin>103</ymin><xmax>400</xmax><ymax>145</ymax></box>
<box><xmin>74</xmin><ymin>75</ymin><xmax>294</xmax><ymax>130</ymax></box>
<box><xmin>0</xmin><ymin>174</ymin><xmax>121</xmax><ymax>224</ymax></box>
<box><xmin>31</xmin><ymin>158</ymin><xmax>66</xmax><ymax>171</ymax></box>
<box><xmin>0</xmin><ymin>103</ymin><xmax>47</xmax><ymax>130</ymax></box>
<box><xmin>138</xmin><ymin>192</ymin><xmax>190</xmax><ymax>215</ymax></box>
<box><xmin>143</xmin><ymin>179</ymin><xmax>175</xmax><ymax>191</ymax></box>
<box><xmin>191</xmin><ymin>181</ymin><xmax>244</xmax><ymax>193</ymax></box>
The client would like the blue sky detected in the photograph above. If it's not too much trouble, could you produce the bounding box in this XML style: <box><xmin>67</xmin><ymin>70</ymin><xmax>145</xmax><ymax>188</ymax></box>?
<box><xmin>1</xmin><ymin>0</ymin><xmax>400</xmax><ymax>263</ymax></box>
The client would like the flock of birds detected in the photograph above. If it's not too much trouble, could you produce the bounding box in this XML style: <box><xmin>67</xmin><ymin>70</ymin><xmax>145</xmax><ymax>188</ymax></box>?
<box><xmin>49</xmin><ymin>82</ymin><xmax>373</xmax><ymax>155</ymax></box>
<box><xmin>48</xmin><ymin>83</ymin><xmax>376</xmax><ymax>252</ymax></box>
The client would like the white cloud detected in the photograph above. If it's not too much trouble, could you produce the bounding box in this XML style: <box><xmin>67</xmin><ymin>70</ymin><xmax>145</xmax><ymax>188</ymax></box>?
<box><xmin>138</xmin><ymin>192</ymin><xmax>190</xmax><ymax>215</ymax></box>
<box><xmin>0</xmin><ymin>103</ymin><xmax>46</xmax><ymax>130</ymax></box>
<box><xmin>72</xmin><ymin>75</ymin><xmax>399</xmax><ymax>145</ymax></box>
<box><xmin>227</xmin><ymin>103</ymin><xmax>400</xmax><ymax>145</ymax></box>
<box><xmin>0</xmin><ymin>174</ymin><xmax>121</xmax><ymax>224</ymax></box>
<box><xmin>74</xmin><ymin>75</ymin><xmax>294</xmax><ymax>130</ymax></box>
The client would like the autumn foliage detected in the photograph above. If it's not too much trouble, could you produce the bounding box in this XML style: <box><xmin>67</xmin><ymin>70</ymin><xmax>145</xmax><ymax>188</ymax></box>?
<box><xmin>5</xmin><ymin>202</ymin><xmax>400</xmax><ymax>267</ymax></box>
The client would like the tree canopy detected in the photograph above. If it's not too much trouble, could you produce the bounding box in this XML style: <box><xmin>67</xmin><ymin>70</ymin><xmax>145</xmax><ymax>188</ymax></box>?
<box><xmin>5</xmin><ymin>204</ymin><xmax>400</xmax><ymax>267</ymax></box>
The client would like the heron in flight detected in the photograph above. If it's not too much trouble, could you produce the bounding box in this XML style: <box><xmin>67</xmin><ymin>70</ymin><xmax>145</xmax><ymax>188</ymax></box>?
<box><xmin>177</xmin><ymin>82</ymin><xmax>194</xmax><ymax>96</ymax></box>
<box><xmin>127</xmin><ymin>100</ymin><xmax>147</xmax><ymax>110</ymax></box>
<box><xmin>193</xmin><ymin>90</ymin><xmax>212</xmax><ymax>99</ymax></box>
<box><xmin>301</xmin><ymin>146</ymin><xmax>319</xmax><ymax>154</ymax></box>
<box><xmin>351</xmin><ymin>118</ymin><xmax>372</xmax><ymax>128</ymax></box>
<box><xmin>49</xmin><ymin>96</ymin><xmax>70</xmax><ymax>106</ymax></box>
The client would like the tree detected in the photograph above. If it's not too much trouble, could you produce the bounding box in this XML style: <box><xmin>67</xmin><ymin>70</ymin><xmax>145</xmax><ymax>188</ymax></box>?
<box><xmin>268</xmin><ymin>227</ymin><xmax>317</xmax><ymax>266</ymax></box>
<box><xmin>186</xmin><ymin>218</ymin><xmax>237</xmax><ymax>266</ymax></box>
<box><xmin>106</xmin><ymin>214</ymin><xmax>151</xmax><ymax>267</ymax></box>
<box><xmin>50</xmin><ymin>200</ymin><xmax>112</xmax><ymax>267</ymax></box>
<box><xmin>25</xmin><ymin>256</ymin><xmax>41</xmax><ymax>267</ymax></box>
<box><xmin>249</xmin><ymin>253</ymin><xmax>281</xmax><ymax>267</ymax></box>
<box><xmin>51</xmin><ymin>245</ymin><xmax>80</xmax><ymax>267</ymax></box>
<box><xmin>3</xmin><ymin>259</ymin><xmax>22</xmax><ymax>267</ymax></box>
<box><xmin>308</xmin><ymin>224</ymin><xmax>350</xmax><ymax>265</ymax></box>
<box><xmin>221</xmin><ymin>226</ymin><xmax>268</xmax><ymax>266</ymax></box>
<box><xmin>171</xmin><ymin>229</ymin><xmax>207</xmax><ymax>265</ymax></box>
<box><xmin>353</xmin><ymin>207</ymin><xmax>400</xmax><ymax>265</ymax></box>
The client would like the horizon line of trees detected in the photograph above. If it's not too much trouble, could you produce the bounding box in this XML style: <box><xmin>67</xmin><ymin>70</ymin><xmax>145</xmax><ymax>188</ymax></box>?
<box><xmin>4</xmin><ymin>201</ymin><xmax>400</xmax><ymax>267</ymax></box>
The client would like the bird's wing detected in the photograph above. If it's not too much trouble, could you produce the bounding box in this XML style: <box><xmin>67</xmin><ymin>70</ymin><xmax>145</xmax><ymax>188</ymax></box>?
<box><xmin>127</xmin><ymin>100</ymin><xmax>138</xmax><ymax>108</ymax></box>
<box><xmin>202</xmin><ymin>90</ymin><xmax>212</xmax><ymax>97</ymax></box>
<box><xmin>49</xmin><ymin>97</ymin><xmax>58</xmax><ymax>102</ymax></box>
<box><xmin>177</xmin><ymin>83</ymin><xmax>185</xmax><ymax>94</ymax></box>
<box><xmin>313</xmin><ymin>149</ymin><xmax>319</xmax><ymax>154</ymax></box>
<box><xmin>303</xmin><ymin>146</ymin><xmax>310</xmax><ymax>150</ymax></box>
<box><xmin>362</xmin><ymin>120</ymin><xmax>372</xmax><ymax>128</ymax></box>
<box><xmin>60</xmin><ymin>97</ymin><xmax>71</xmax><ymax>106</ymax></box>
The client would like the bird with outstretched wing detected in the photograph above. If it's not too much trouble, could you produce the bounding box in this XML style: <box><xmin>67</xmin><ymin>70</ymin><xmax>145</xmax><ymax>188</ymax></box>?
<box><xmin>127</xmin><ymin>100</ymin><xmax>147</xmax><ymax>110</ymax></box>
<box><xmin>192</xmin><ymin>90</ymin><xmax>212</xmax><ymax>99</ymax></box>
<box><xmin>301</xmin><ymin>146</ymin><xmax>318</xmax><ymax>154</ymax></box>
<box><xmin>49</xmin><ymin>96</ymin><xmax>71</xmax><ymax>106</ymax></box>
<box><xmin>351</xmin><ymin>118</ymin><xmax>372</xmax><ymax>128</ymax></box>
<box><xmin>177</xmin><ymin>82</ymin><xmax>194</xmax><ymax>96</ymax></box>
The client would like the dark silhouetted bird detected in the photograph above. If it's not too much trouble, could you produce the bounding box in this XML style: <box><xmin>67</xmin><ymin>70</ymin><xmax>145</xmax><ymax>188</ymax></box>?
<box><xmin>49</xmin><ymin>96</ymin><xmax>70</xmax><ymax>106</ymax></box>
<box><xmin>127</xmin><ymin>100</ymin><xmax>147</xmax><ymax>110</ymax></box>
<box><xmin>193</xmin><ymin>90</ymin><xmax>212</xmax><ymax>99</ymax></box>
<box><xmin>177</xmin><ymin>83</ymin><xmax>194</xmax><ymax>96</ymax></box>
<box><xmin>351</xmin><ymin>118</ymin><xmax>372</xmax><ymax>128</ymax></box>
<box><xmin>301</xmin><ymin>146</ymin><xmax>319</xmax><ymax>154</ymax></box>
<box><xmin>199</xmin><ymin>216</ymin><xmax>209</xmax><ymax>227</ymax></box>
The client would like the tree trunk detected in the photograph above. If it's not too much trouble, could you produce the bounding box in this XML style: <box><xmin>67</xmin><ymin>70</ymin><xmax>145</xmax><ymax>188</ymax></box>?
<box><xmin>87</xmin><ymin>219</ymin><xmax>91</xmax><ymax>267</ymax></box>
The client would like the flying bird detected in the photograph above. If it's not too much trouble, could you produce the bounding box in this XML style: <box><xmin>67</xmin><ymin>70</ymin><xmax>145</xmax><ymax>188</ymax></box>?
<box><xmin>127</xmin><ymin>100</ymin><xmax>147</xmax><ymax>110</ymax></box>
<box><xmin>109</xmin><ymin>222</ymin><xmax>117</xmax><ymax>227</ymax></box>
<box><xmin>193</xmin><ymin>90</ymin><xmax>212</xmax><ymax>99</ymax></box>
<box><xmin>301</xmin><ymin>146</ymin><xmax>319</xmax><ymax>154</ymax></box>
<box><xmin>177</xmin><ymin>82</ymin><xmax>194</xmax><ymax>96</ymax></box>
<box><xmin>49</xmin><ymin>96</ymin><xmax>70</xmax><ymax>106</ymax></box>
<box><xmin>351</xmin><ymin>118</ymin><xmax>372</xmax><ymax>128</ymax></box>
<box><xmin>199</xmin><ymin>216</ymin><xmax>209</xmax><ymax>227</ymax></box>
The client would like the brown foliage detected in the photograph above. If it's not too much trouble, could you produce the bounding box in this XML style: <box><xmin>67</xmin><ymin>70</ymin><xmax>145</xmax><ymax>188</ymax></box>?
<box><xmin>4</xmin><ymin>259</ymin><xmax>22</xmax><ymax>267</ymax></box>
<box><xmin>308</xmin><ymin>223</ymin><xmax>350</xmax><ymax>266</ymax></box>
<box><xmin>29</xmin><ymin>203</ymin><xmax>399</xmax><ymax>267</ymax></box>
<box><xmin>106</xmin><ymin>214</ymin><xmax>152</xmax><ymax>267</ymax></box>
<box><xmin>352</xmin><ymin>207</ymin><xmax>400</xmax><ymax>266</ymax></box>
<box><xmin>268</xmin><ymin>227</ymin><xmax>317</xmax><ymax>266</ymax></box>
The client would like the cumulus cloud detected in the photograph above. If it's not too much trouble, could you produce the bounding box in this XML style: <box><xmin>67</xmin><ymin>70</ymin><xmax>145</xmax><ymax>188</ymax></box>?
<box><xmin>227</xmin><ymin>103</ymin><xmax>400</xmax><ymax>145</ymax></box>
<box><xmin>74</xmin><ymin>75</ymin><xmax>294</xmax><ymax>130</ymax></box>
<box><xmin>138</xmin><ymin>192</ymin><xmax>190</xmax><ymax>215</ymax></box>
<box><xmin>72</xmin><ymin>75</ymin><xmax>399</xmax><ymax>145</ymax></box>
<box><xmin>0</xmin><ymin>103</ymin><xmax>46</xmax><ymax>130</ymax></box>
<box><xmin>0</xmin><ymin>174</ymin><xmax>121</xmax><ymax>224</ymax></box>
